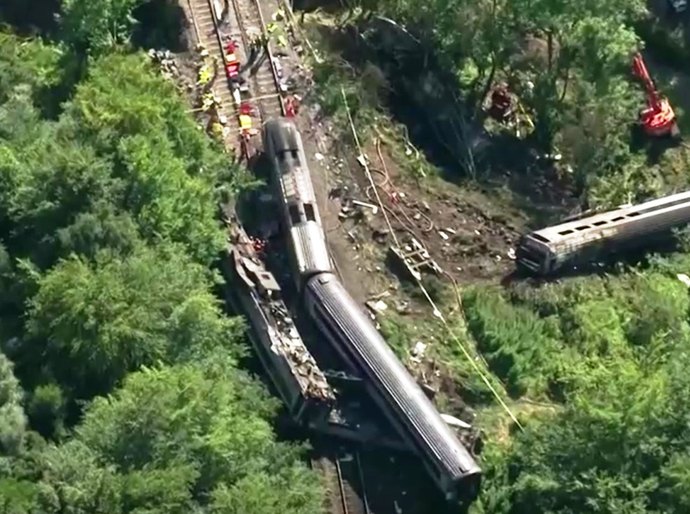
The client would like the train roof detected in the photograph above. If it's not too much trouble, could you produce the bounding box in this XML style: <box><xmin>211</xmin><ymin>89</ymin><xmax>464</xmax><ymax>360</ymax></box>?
<box><xmin>531</xmin><ymin>189</ymin><xmax>690</xmax><ymax>243</ymax></box>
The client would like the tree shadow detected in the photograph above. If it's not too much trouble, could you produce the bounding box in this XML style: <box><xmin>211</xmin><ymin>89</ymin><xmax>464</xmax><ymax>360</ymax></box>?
<box><xmin>314</xmin><ymin>21</ymin><xmax>578</xmax><ymax>229</ymax></box>
<box><xmin>131</xmin><ymin>0</ymin><xmax>189</xmax><ymax>52</ymax></box>
<box><xmin>0</xmin><ymin>0</ymin><xmax>60</xmax><ymax>37</ymax></box>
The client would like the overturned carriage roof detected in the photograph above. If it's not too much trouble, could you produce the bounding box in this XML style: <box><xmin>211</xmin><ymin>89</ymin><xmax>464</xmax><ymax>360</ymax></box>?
<box><xmin>530</xmin><ymin>189</ymin><xmax>690</xmax><ymax>247</ymax></box>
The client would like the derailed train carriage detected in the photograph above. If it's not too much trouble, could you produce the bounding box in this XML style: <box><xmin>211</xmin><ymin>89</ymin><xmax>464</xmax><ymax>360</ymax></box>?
<box><xmin>222</xmin><ymin>224</ymin><xmax>335</xmax><ymax>424</ymax></box>
<box><xmin>516</xmin><ymin>190</ymin><xmax>690</xmax><ymax>275</ymax></box>
<box><xmin>263</xmin><ymin>118</ymin><xmax>481</xmax><ymax>503</ymax></box>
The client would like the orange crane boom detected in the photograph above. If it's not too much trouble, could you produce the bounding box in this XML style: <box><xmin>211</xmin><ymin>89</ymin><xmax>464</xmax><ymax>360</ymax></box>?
<box><xmin>631</xmin><ymin>52</ymin><xmax>678</xmax><ymax>138</ymax></box>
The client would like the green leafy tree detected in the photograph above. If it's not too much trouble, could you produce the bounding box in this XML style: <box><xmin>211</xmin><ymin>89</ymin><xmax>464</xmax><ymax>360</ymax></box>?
<box><xmin>61</xmin><ymin>53</ymin><xmax>233</xmax><ymax>264</ymax></box>
<box><xmin>61</xmin><ymin>0</ymin><xmax>143</xmax><ymax>54</ymax></box>
<box><xmin>0</xmin><ymin>33</ymin><xmax>61</xmax><ymax>103</ymax></box>
<box><xmin>32</xmin><ymin>363</ymin><xmax>323</xmax><ymax>513</ymax></box>
<box><xmin>25</xmin><ymin>244</ymin><xmax>244</xmax><ymax>399</ymax></box>
<box><xmin>0</xmin><ymin>354</ymin><xmax>26</xmax><ymax>457</ymax></box>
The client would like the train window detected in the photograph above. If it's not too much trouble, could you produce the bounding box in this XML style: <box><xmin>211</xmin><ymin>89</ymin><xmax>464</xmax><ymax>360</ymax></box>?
<box><xmin>304</xmin><ymin>203</ymin><xmax>316</xmax><ymax>222</ymax></box>
<box><xmin>611</xmin><ymin>216</ymin><xmax>625</xmax><ymax>222</ymax></box>
<box><xmin>288</xmin><ymin>204</ymin><xmax>300</xmax><ymax>224</ymax></box>
<box><xmin>593</xmin><ymin>220</ymin><xmax>607</xmax><ymax>226</ymax></box>
<box><xmin>576</xmin><ymin>225</ymin><xmax>589</xmax><ymax>231</ymax></box>
<box><xmin>531</xmin><ymin>233</ymin><xmax>550</xmax><ymax>242</ymax></box>
<box><xmin>627</xmin><ymin>211</ymin><xmax>641</xmax><ymax>217</ymax></box>
<box><xmin>291</xmin><ymin>150</ymin><xmax>299</xmax><ymax>160</ymax></box>
<box><xmin>558</xmin><ymin>229</ymin><xmax>574</xmax><ymax>235</ymax></box>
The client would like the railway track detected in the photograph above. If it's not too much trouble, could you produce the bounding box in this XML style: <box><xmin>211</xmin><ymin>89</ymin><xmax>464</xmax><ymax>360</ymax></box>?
<box><xmin>313</xmin><ymin>451</ymin><xmax>371</xmax><ymax>514</ymax></box>
<box><xmin>229</xmin><ymin>0</ymin><xmax>285</xmax><ymax>120</ymax></box>
<box><xmin>186</xmin><ymin>0</ymin><xmax>241</xmax><ymax>147</ymax></box>
<box><xmin>185</xmin><ymin>0</ymin><xmax>285</xmax><ymax>154</ymax></box>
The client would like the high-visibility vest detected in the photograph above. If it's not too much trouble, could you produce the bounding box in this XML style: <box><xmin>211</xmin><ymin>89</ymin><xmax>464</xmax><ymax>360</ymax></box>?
<box><xmin>239</xmin><ymin>114</ymin><xmax>252</xmax><ymax>131</ymax></box>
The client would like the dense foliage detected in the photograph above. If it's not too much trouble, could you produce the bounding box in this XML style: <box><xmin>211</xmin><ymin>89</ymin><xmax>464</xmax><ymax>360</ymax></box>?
<box><xmin>321</xmin><ymin>1</ymin><xmax>690</xmax><ymax>513</ymax></box>
<box><xmin>0</xmin><ymin>2</ymin><xmax>323</xmax><ymax>512</ymax></box>
<box><xmin>463</xmin><ymin>260</ymin><xmax>690</xmax><ymax>513</ymax></box>
<box><xmin>333</xmin><ymin>0</ymin><xmax>690</xmax><ymax>207</ymax></box>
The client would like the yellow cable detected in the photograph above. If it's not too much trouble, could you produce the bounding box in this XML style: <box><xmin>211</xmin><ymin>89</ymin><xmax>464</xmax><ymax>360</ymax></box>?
<box><xmin>340</xmin><ymin>87</ymin><xmax>524</xmax><ymax>432</ymax></box>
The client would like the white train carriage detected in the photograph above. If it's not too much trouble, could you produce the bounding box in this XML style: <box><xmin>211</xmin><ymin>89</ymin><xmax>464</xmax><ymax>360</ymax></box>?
<box><xmin>517</xmin><ymin>190</ymin><xmax>690</xmax><ymax>275</ymax></box>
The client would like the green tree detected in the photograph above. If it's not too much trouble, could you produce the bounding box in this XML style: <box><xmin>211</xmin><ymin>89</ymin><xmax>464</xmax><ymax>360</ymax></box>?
<box><xmin>61</xmin><ymin>53</ymin><xmax>233</xmax><ymax>264</ymax></box>
<box><xmin>61</xmin><ymin>0</ymin><xmax>143</xmax><ymax>54</ymax></box>
<box><xmin>0</xmin><ymin>33</ymin><xmax>61</xmax><ymax>103</ymax></box>
<box><xmin>0</xmin><ymin>354</ymin><xmax>26</xmax><ymax>457</ymax></box>
<box><xmin>32</xmin><ymin>363</ymin><xmax>323</xmax><ymax>513</ymax></box>
<box><xmin>25</xmin><ymin>244</ymin><xmax>244</xmax><ymax>399</ymax></box>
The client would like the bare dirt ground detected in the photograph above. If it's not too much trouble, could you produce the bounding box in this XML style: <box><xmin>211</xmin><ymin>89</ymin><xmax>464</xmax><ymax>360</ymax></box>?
<box><xmin>302</xmin><ymin>112</ymin><xmax>528</xmax><ymax>292</ymax></box>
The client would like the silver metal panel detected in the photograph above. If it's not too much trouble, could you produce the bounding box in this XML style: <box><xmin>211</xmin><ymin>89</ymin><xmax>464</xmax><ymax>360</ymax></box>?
<box><xmin>305</xmin><ymin>273</ymin><xmax>480</xmax><ymax>486</ymax></box>
<box><xmin>520</xmin><ymin>190</ymin><xmax>690</xmax><ymax>273</ymax></box>
<box><xmin>290</xmin><ymin>223</ymin><xmax>332</xmax><ymax>275</ymax></box>
<box><xmin>535</xmin><ymin>190</ymin><xmax>690</xmax><ymax>244</ymax></box>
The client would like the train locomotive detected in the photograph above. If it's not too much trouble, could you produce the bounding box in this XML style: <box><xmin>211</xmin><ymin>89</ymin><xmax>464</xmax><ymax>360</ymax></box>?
<box><xmin>517</xmin><ymin>190</ymin><xmax>690</xmax><ymax>275</ymax></box>
<box><xmin>263</xmin><ymin>118</ymin><xmax>481</xmax><ymax>502</ymax></box>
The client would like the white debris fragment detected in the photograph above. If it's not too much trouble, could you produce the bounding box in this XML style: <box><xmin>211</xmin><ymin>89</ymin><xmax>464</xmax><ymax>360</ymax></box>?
<box><xmin>356</xmin><ymin>154</ymin><xmax>368</xmax><ymax>167</ymax></box>
<box><xmin>677</xmin><ymin>273</ymin><xmax>690</xmax><ymax>287</ymax></box>
<box><xmin>352</xmin><ymin>199</ymin><xmax>379</xmax><ymax>214</ymax></box>
<box><xmin>373</xmin><ymin>300</ymin><xmax>388</xmax><ymax>312</ymax></box>
<box><xmin>315</xmin><ymin>152</ymin><xmax>325</xmax><ymax>161</ymax></box>
<box><xmin>438</xmin><ymin>230</ymin><xmax>449</xmax><ymax>240</ymax></box>
<box><xmin>440</xmin><ymin>413</ymin><xmax>472</xmax><ymax>429</ymax></box>
<box><xmin>412</xmin><ymin>341</ymin><xmax>427</xmax><ymax>357</ymax></box>
<box><xmin>507</xmin><ymin>248</ymin><xmax>516</xmax><ymax>260</ymax></box>
<box><xmin>474</xmin><ymin>229</ymin><xmax>481</xmax><ymax>236</ymax></box>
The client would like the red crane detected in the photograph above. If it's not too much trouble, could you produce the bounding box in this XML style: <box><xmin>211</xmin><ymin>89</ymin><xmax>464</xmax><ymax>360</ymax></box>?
<box><xmin>631</xmin><ymin>52</ymin><xmax>679</xmax><ymax>138</ymax></box>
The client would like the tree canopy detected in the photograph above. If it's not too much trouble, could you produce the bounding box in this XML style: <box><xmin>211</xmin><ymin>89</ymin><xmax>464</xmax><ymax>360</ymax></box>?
<box><xmin>0</xmin><ymin>9</ymin><xmax>324</xmax><ymax>513</ymax></box>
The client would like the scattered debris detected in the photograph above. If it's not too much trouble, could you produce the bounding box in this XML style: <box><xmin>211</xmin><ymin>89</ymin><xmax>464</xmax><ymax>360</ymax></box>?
<box><xmin>440</xmin><ymin>413</ymin><xmax>472</xmax><ymax>430</ymax></box>
<box><xmin>389</xmin><ymin>238</ymin><xmax>444</xmax><ymax>281</ymax></box>
<box><xmin>410</xmin><ymin>341</ymin><xmax>427</xmax><ymax>363</ymax></box>
<box><xmin>395</xmin><ymin>300</ymin><xmax>410</xmax><ymax>314</ymax></box>
<box><xmin>366</xmin><ymin>299</ymin><xmax>389</xmax><ymax>314</ymax></box>
<box><xmin>677</xmin><ymin>273</ymin><xmax>690</xmax><ymax>287</ymax></box>
<box><xmin>352</xmin><ymin>199</ymin><xmax>379</xmax><ymax>214</ymax></box>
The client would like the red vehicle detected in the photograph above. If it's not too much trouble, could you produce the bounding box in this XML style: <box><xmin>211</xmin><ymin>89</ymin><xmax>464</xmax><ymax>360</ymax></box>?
<box><xmin>631</xmin><ymin>52</ymin><xmax>679</xmax><ymax>138</ymax></box>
